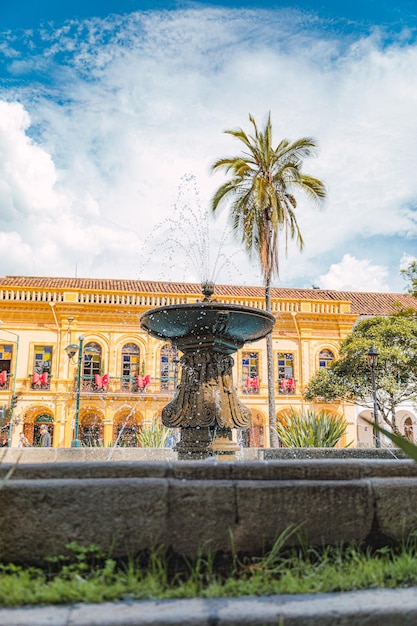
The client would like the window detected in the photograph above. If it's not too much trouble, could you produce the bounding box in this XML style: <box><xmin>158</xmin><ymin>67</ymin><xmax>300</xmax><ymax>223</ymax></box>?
<box><xmin>80</xmin><ymin>413</ymin><xmax>103</xmax><ymax>447</ymax></box>
<box><xmin>121</xmin><ymin>343</ymin><xmax>140</xmax><ymax>377</ymax></box>
<box><xmin>242</xmin><ymin>351</ymin><xmax>259</xmax><ymax>394</ymax></box>
<box><xmin>33</xmin><ymin>414</ymin><xmax>54</xmax><ymax>446</ymax></box>
<box><xmin>121</xmin><ymin>343</ymin><xmax>140</xmax><ymax>391</ymax></box>
<box><xmin>0</xmin><ymin>344</ymin><xmax>12</xmax><ymax>375</ymax></box>
<box><xmin>277</xmin><ymin>353</ymin><xmax>295</xmax><ymax>394</ymax></box>
<box><xmin>114</xmin><ymin>414</ymin><xmax>139</xmax><ymax>447</ymax></box>
<box><xmin>319</xmin><ymin>349</ymin><xmax>334</xmax><ymax>369</ymax></box>
<box><xmin>34</xmin><ymin>346</ymin><xmax>53</xmax><ymax>374</ymax></box>
<box><xmin>82</xmin><ymin>343</ymin><xmax>102</xmax><ymax>377</ymax></box>
<box><xmin>160</xmin><ymin>344</ymin><xmax>179</xmax><ymax>391</ymax></box>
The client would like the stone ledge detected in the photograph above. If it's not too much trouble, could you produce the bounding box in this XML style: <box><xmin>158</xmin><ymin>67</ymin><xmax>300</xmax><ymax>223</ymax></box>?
<box><xmin>1</xmin><ymin>458</ymin><xmax>417</xmax><ymax>481</ymax></box>
<box><xmin>0</xmin><ymin>447</ymin><xmax>408</xmax><ymax>465</ymax></box>
<box><xmin>1</xmin><ymin>460</ymin><xmax>417</xmax><ymax>563</ymax></box>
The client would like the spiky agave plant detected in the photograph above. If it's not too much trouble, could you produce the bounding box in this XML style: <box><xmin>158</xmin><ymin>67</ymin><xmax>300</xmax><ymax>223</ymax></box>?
<box><xmin>136</xmin><ymin>420</ymin><xmax>171</xmax><ymax>448</ymax></box>
<box><xmin>275</xmin><ymin>408</ymin><xmax>348</xmax><ymax>448</ymax></box>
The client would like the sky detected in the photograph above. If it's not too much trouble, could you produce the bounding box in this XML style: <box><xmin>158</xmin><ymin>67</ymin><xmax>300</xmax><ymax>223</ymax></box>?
<box><xmin>1</xmin><ymin>1</ymin><xmax>417</xmax><ymax>293</ymax></box>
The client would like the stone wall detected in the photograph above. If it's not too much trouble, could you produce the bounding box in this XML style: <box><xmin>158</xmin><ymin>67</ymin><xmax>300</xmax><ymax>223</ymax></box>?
<box><xmin>1</xmin><ymin>458</ymin><xmax>417</xmax><ymax>563</ymax></box>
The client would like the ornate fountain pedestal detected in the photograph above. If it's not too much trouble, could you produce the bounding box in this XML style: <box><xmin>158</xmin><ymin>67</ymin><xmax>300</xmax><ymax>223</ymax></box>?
<box><xmin>140</xmin><ymin>301</ymin><xmax>274</xmax><ymax>459</ymax></box>
<box><xmin>163</xmin><ymin>350</ymin><xmax>251</xmax><ymax>459</ymax></box>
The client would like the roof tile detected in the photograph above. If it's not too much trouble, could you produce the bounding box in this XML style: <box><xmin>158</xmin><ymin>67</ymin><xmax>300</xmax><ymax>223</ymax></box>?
<box><xmin>0</xmin><ymin>275</ymin><xmax>415</xmax><ymax>316</ymax></box>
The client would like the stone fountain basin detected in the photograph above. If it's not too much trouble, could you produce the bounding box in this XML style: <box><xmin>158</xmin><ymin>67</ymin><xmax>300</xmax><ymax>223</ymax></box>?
<box><xmin>1</xmin><ymin>456</ymin><xmax>417</xmax><ymax>563</ymax></box>
<box><xmin>140</xmin><ymin>302</ymin><xmax>275</xmax><ymax>354</ymax></box>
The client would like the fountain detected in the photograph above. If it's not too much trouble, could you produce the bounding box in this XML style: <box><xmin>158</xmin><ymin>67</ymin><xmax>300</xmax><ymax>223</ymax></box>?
<box><xmin>140</xmin><ymin>285</ymin><xmax>275</xmax><ymax>459</ymax></box>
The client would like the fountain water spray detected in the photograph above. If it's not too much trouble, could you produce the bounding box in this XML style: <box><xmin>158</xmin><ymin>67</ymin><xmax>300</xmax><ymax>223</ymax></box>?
<box><xmin>138</xmin><ymin>173</ymin><xmax>245</xmax><ymax>287</ymax></box>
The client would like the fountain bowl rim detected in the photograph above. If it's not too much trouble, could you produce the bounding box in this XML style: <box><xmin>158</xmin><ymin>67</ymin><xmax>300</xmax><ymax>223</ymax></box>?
<box><xmin>140</xmin><ymin>301</ymin><xmax>275</xmax><ymax>349</ymax></box>
<box><xmin>140</xmin><ymin>301</ymin><xmax>276</xmax><ymax>322</ymax></box>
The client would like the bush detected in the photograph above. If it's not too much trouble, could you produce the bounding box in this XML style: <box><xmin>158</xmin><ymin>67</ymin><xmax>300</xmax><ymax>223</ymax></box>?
<box><xmin>136</xmin><ymin>420</ymin><xmax>170</xmax><ymax>448</ymax></box>
<box><xmin>275</xmin><ymin>408</ymin><xmax>348</xmax><ymax>448</ymax></box>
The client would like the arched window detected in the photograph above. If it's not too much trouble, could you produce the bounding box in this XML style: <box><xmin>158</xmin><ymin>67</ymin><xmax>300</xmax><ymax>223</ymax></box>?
<box><xmin>241</xmin><ymin>351</ymin><xmax>259</xmax><ymax>394</ymax></box>
<box><xmin>113</xmin><ymin>413</ymin><xmax>140</xmax><ymax>447</ymax></box>
<box><xmin>82</xmin><ymin>343</ymin><xmax>102</xmax><ymax>378</ymax></box>
<box><xmin>160</xmin><ymin>344</ymin><xmax>179</xmax><ymax>391</ymax></box>
<box><xmin>81</xmin><ymin>413</ymin><xmax>103</xmax><ymax>447</ymax></box>
<box><xmin>33</xmin><ymin>414</ymin><xmax>54</xmax><ymax>446</ymax></box>
<box><xmin>121</xmin><ymin>343</ymin><xmax>140</xmax><ymax>391</ymax></box>
<box><xmin>319</xmin><ymin>349</ymin><xmax>334</xmax><ymax>369</ymax></box>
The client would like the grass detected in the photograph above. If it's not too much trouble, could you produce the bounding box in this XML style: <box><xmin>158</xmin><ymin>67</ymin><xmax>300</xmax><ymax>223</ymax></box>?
<box><xmin>1</xmin><ymin>537</ymin><xmax>417</xmax><ymax>607</ymax></box>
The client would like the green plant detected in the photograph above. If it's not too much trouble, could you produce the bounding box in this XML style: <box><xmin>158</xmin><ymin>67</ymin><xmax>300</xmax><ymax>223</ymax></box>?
<box><xmin>2</xmin><ymin>539</ymin><xmax>417</xmax><ymax>607</ymax></box>
<box><xmin>274</xmin><ymin>408</ymin><xmax>348</xmax><ymax>448</ymax></box>
<box><xmin>369</xmin><ymin>421</ymin><xmax>417</xmax><ymax>462</ymax></box>
<box><xmin>136</xmin><ymin>420</ymin><xmax>170</xmax><ymax>448</ymax></box>
<box><xmin>304</xmin><ymin>312</ymin><xmax>417</xmax><ymax>434</ymax></box>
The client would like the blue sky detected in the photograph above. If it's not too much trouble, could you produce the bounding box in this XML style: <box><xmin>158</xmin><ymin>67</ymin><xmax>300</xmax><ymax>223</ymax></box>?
<box><xmin>1</xmin><ymin>1</ymin><xmax>417</xmax><ymax>291</ymax></box>
<box><xmin>3</xmin><ymin>1</ymin><xmax>417</xmax><ymax>30</ymax></box>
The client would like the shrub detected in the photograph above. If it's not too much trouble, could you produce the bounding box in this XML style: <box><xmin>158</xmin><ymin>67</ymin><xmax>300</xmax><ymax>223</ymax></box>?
<box><xmin>136</xmin><ymin>420</ymin><xmax>170</xmax><ymax>448</ymax></box>
<box><xmin>275</xmin><ymin>408</ymin><xmax>348</xmax><ymax>448</ymax></box>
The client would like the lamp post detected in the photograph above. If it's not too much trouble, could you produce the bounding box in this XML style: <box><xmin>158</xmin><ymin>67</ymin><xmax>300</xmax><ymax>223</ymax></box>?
<box><xmin>173</xmin><ymin>355</ymin><xmax>180</xmax><ymax>391</ymax></box>
<box><xmin>366</xmin><ymin>345</ymin><xmax>381</xmax><ymax>448</ymax></box>
<box><xmin>65</xmin><ymin>336</ymin><xmax>98</xmax><ymax>448</ymax></box>
<box><xmin>0</xmin><ymin>322</ymin><xmax>19</xmax><ymax>448</ymax></box>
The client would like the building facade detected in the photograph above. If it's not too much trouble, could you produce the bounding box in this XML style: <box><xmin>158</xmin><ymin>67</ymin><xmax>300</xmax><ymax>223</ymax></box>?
<box><xmin>0</xmin><ymin>275</ymin><xmax>416</xmax><ymax>448</ymax></box>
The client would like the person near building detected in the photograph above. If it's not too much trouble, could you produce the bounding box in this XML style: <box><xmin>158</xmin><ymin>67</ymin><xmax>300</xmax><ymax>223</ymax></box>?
<box><xmin>39</xmin><ymin>425</ymin><xmax>51</xmax><ymax>447</ymax></box>
<box><xmin>18</xmin><ymin>432</ymin><xmax>31</xmax><ymax>447</ymax></box>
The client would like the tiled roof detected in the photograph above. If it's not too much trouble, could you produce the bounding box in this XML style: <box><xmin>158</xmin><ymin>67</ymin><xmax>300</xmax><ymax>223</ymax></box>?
<box><xmin>0</xmin><ymin>275</ymin><xmax>415</xmax><ymax>316</ymax></box>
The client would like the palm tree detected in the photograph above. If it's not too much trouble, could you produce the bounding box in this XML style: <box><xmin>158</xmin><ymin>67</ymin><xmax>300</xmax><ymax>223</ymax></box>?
<box><xmin>211</xmin><ymin>113</ymin><xmax>326</xmax><ymax>446</ymax></box>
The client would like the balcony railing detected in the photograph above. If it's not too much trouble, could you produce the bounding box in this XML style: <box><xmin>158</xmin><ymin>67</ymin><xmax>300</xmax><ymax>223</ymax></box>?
<box><xmin>30</xmin><ymin>373</ymin><xmax>51</xmax><ymax>390</ymax></box>
<box><xmin>278</xmin><ymin>378</ymin><xmax>296</xmax><ymax>395</ymax></box>
<box><xmin>0</xmin><ymin>372</ymin><xmax>10</xmax><ymax>390</ymax></box>
<box><xmin>72</xmin><ymin>376</ymin><xmax>178</xmax><ymax>394</ymax></box>
<box><xmin>241</xmin><ymin>377</ymin><xmax>260</xmax><ymax>395</ymax></box>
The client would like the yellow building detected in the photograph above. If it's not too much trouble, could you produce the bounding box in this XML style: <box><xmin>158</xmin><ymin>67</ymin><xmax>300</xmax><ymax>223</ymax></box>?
<box><xmin>0</xmin><ymin>275</ymin><xmax>416</xmax><ymax>448</ymax></box>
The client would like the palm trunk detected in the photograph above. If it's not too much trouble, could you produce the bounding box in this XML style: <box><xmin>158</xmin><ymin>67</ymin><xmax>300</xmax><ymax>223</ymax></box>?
<box><xmin>265</xmin><ymin>278</ymin><xmax>279</xmax><ymax>447</ymax></box>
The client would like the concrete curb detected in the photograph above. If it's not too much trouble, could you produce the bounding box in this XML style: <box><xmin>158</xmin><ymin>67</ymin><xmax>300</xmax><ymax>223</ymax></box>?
<box><xmin>1</xmin><ymin>588</ymin><xmax>417</xmax><ymax>625</ymax></box>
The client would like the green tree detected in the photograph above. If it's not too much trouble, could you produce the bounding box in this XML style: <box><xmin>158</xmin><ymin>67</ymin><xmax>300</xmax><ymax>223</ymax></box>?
<box><xmin>304</xmin><ymin>312</ymin><xmax>417</xmax><ymax>433</ymax></box>
<box><xmin>211</xmin><ymin>113</ymin><xmax>326</xmax><ymax>445</ymax></box>
<box><xmin>401</xmin><ymin>259</ymin><xmax>417</xmax><ymax>297</ymax></box>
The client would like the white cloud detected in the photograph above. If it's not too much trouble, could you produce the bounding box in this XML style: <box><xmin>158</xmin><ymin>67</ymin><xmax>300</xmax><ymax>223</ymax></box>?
<box><xmin>317</xmin><ymin>253</ymin><xmax>390</xmax><ymax>292</ymax></box>
<box><xmin>0</xmin><ymin>101</ymin><xmax>62</xmax><ymax>217</ymax></box>
<box><xmin>0</xmin><ymin>8</ymin><xmax>417</xmax><ymax>287</ymax></box>
<box><xmin>400</xmin><ymin>252</ymin><xmax>417</xmax><ymax>270</ymax></box>
<box><xmin>0</xmin><ymin>100</ymin><xmax>142</xmax><ymax>278</ymax></box>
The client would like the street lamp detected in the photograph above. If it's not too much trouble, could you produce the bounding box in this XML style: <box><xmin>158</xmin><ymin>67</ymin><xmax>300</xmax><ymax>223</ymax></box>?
<box><xmin>366</xmin><ymin>345</ymin><xmax>381</xmax><ymax>448</ymax></box>
<box><xmin>173</xmin><ymin>355</ymin><xmax>180</xmax><ymax>391</ymax></box>
<box><xmin>65</xmin><ymin>336</ymin><xmax>97</xmax><ymax>448</ymax></box>
<box><xmin>0</xmin><ymin>321</ymin><xmax>19</xmax><ymax>448</ymax></box>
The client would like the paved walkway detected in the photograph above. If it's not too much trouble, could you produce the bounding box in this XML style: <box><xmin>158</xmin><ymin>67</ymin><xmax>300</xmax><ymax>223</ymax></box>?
<box><xmin>1</xmin><ymin>587</ymin><xmax>417</xmax><ymax>625</ymax></box>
